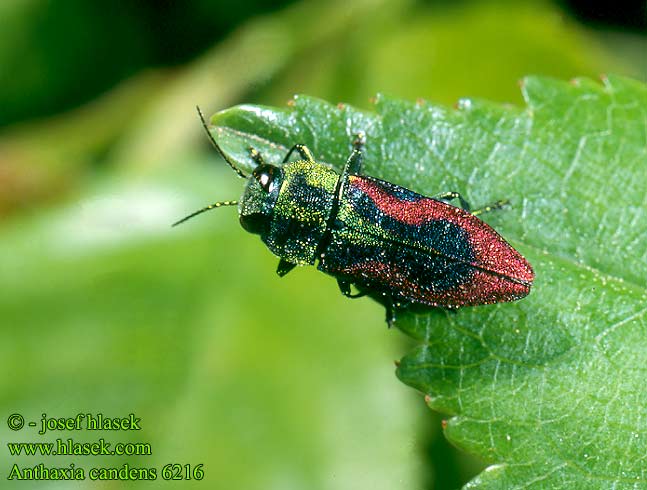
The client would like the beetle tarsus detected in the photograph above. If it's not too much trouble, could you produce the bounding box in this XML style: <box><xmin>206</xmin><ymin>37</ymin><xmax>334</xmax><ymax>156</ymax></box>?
<box><xmin>353</xmin><ymin>131</ymin><xmax>366</xmax><ymax>151</ymax></box>
<box><xmin>277</xmin><ymin>259</ymin><xmax>296</xmax><ymax>277</ymax></box>
<box><xmin>337</xmin><ymin>279</ymin><xmax>366</xmax><ymax>298</ymax></box>
<box><xmin>471</xmin><ymin>199</ymin><xmax>509</xmax><ymax>216</ymax></box>
<box><xmin>249</xmin><ymin>147</ymin><xmax>267</xmax><ymax>166</ymax></box>
<box><xmin>434</xmin><ymin>191</ymin><xmax>471</xmax><ymax>212</ymax></box>
<box><xmin>385</xmin><ymin>302</ymin><xmax>396</xmax><ymax>328</ymax></box>
<box><xmin>282</xmin><ymin>144</ymin><xmax>316</xmax><ymax>164</ymax></box>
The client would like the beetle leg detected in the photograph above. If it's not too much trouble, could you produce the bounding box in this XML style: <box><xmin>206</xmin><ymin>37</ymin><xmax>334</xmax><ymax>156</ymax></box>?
<box><xmin>337</xmin><ymin>279</ymin><xmax>352</xmax><ymax>296</ymax></box>
<box><xmin>248</xmin><ymin>147</ymin><xmax>267</xmax><ymax>166</ymax></box>
<box><xmin>471</xmin><ymin>199</ymin><xmax>509</xmax><ymax>216</ymax></box>
<box><xmin>353</xmin><ymin>131</ymin><xmax>366</xmax><ymax>152</ymax></box>
<box><xmin>277</xmin><ymin>258</ymin><xmax>296</xmax><ymax>277</ymax></box>
<box><xmin>384</xmin><ymin>300</ymin><xmax>398</xmax><ymax>328</ymax></box>
<box><xmin>345</xmin><ymin>150</ymin><xmax>363</xmax><ymax>175</ymax></box>
<box><xmin>337</xmin><ymin>279</ymin><xmax>367</xmax><ymax>298</ymax></box>
<box><xmin>282</xmin><ymin>144</ymin><xmax>316</xmax><ymax>164</ymax></box>
<box><xmin>384</xmin><ymin>296</ymin><xmax>411</xmax><ymax>328</ymax></box>
<box><xmin>434</xmin><ymin>191</ymin><xmax>471</xmax><ymax>212</ymax></box>
<box><xmin>344</xmin><ymin>132</ymin><xmax>366</xmax><ymax>175</ymax></box>
<box><xmin>382</xmin><ymin>293</ymin><xmax>396</xmax><ymax>328</ymax></box>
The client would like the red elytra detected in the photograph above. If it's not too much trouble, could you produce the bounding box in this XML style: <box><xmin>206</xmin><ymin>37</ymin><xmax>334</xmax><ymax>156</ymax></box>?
<box><xmin>330</xmin><ymin>176</ymin><xmax>534</xmax><ymax>308</ymax></box>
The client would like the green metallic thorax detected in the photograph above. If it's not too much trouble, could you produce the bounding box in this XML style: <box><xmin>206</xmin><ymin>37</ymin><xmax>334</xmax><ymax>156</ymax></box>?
<box><xmin>264</xmin><ymin>160</ymin><xmax>339</xmax><ymax>265</ymax></box>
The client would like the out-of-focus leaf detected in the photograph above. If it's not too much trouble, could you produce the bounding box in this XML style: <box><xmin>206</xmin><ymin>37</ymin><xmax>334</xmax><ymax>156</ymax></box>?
<box><xmin>1</xmin><ymin>0</ymin><xmax>628</xmax><ymax>219</ymax></box>
<box><xmin>0</xmin><ymin>72</ymin><xmax>167</xmax><ymax>216</ymax></box>
<box><xmin>110</xmin><ymin>0</ymin><xmax>390</xmax><ymax>170</ymax></box>
<box><xmin>0</xmin><ymin>0</ymin><xmax>151</xmax><ymax>126</ymax></box>
<box><xmin>207</xmin><ymin>75</ymin><xmax>647</xmax><ymax>488</ymax></box>
<box><xmin>258</xmin><ymin>1</ymin><xmax>634</xmax><ymax>108</ymax></box>
<box><xmin>0</xmin><ymin>0</ymin><xmax>390</xmax><ymax>216</ymax></box>
<box><xmin>0</xmin><ymin>163</ymin><xmax>422</xmax><ymax>489</ymax></box>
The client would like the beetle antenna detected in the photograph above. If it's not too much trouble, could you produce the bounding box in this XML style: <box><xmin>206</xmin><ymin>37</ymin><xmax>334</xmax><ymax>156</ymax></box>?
<box><xmin>196</xmin><ymin>106</ymin><xmax>247</xmax><ymax>178</ymax></box>
<box><xmin>172</xmin><ymin>200</ymin><xmax>238</xmax><ymax>227</ymax></box>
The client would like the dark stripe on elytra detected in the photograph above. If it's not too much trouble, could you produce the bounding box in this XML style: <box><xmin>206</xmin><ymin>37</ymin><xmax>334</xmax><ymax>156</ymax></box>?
<box><xmin>320</xmin><ymin>236</ymin><xmax>474</xmax><ymax>295</ymax></box>
<box><xmin>344</xmin><ymin>182</ymin><xmax>475</xmax><ymax>263</ymax></box>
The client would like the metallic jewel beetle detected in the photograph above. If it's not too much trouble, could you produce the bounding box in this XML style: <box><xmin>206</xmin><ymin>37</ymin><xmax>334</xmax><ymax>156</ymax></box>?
<box><xmin>174</xmin><ymin>108</ymin><xmax>534</xmax><ymax>325</ymax></box>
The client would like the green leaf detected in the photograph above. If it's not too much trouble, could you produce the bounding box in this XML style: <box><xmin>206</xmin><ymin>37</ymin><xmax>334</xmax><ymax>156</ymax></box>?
<box><xmin>209</xmin><ymin>75</ymin><xmax>647</xmax><ymax>489</ymax></box>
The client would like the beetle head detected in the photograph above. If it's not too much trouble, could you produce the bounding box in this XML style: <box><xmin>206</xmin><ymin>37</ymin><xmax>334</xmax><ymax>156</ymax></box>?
<box><xmin>238</xmin><ymin>164</ymin><xmax>283</xmax><ymax>235</ymax></box>
<box><xmin>173</xmin><ymin>107</ymin><xmax>286</xmax><ymax>229</ymax></box>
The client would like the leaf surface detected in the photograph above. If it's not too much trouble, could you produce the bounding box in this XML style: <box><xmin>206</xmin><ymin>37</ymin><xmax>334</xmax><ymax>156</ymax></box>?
<box><xmin>210</xmin><ymin>75</ymin><xmax>647</xmax><ymax>489</ymax></box>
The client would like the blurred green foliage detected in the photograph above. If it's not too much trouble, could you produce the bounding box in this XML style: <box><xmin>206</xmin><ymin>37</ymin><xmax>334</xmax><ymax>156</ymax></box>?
<box><xmin>1</xmin><ymin>0</ymin><xmax>644</xmax><ymax>488</ymax></box>
<box><xmin>0</xmin><ymin>0</ymin><xmax>297</xmax><ymax>126</ymax></box>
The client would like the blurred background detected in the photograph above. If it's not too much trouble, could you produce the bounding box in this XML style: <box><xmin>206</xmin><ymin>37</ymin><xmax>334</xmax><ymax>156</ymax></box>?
<box><xmin>1</xmin><ymin>0</ymin><xmax>644</xmax><ymax>488</ymax></box>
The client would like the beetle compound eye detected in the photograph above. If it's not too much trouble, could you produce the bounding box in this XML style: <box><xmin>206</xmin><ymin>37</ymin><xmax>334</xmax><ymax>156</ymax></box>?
<box><xmin>252</xmin><ymin>164</ymin><xmax>280</xmax><ymax>193</ymax></box>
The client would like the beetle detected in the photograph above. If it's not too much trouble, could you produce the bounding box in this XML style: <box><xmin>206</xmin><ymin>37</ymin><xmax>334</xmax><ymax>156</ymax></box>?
<box><xmin>174</xmin><ymin>107</ymin><xmax>534</xmax><ymax>326</ymax></box>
